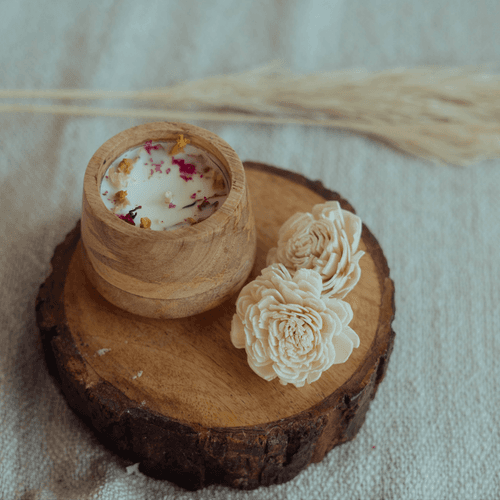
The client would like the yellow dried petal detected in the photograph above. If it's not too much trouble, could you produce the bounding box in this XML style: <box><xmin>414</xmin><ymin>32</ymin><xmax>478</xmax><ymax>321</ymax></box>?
<box><xmin>169</xmin><ymin>134</ymin><xmax>191</xmax><ymax>155</ymax></box>
<box><xmin>115</xmin><ymin>190</ymin><xmax>128</xmax><ymax>202</ymax></box>
<box><xmin>117</xmin><ymin>158</ymin><xmax>134</xmax><ymax>174</ymax></box>
<box><xmin>140</xmin><ymin>217</ymin><xmax>151</xmax><ymax>229</ymax></box>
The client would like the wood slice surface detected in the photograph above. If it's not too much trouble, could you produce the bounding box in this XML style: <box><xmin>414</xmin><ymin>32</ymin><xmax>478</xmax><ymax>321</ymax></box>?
<box><xmin>36</xmin><ymin>161</ymin><xmax>395</xmax><ymax>491</ymax></box>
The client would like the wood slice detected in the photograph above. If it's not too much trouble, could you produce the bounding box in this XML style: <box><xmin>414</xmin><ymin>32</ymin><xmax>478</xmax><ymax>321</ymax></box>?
<box><xmin>36</xmin><ymin>162</ymin><xmax>395</xmax><ymax>491</ymax></box>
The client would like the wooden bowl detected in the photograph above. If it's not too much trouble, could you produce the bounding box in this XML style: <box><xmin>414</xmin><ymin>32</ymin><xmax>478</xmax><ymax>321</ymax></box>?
<box><xmin>81</xmin><ymin>122</ymin><xmax>256</xmax><ymax>319</ymax></box>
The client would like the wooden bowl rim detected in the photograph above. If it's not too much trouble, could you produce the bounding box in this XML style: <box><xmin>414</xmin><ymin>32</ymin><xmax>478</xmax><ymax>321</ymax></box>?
<box><xmin>83</xmin><ymin>121</ymin><xmax>246</xmax><ymax>241</ymax></box>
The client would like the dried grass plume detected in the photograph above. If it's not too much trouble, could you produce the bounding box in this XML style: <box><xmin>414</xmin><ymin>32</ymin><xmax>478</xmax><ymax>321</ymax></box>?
<box><xmin>1</xmin><ymin>62</ymin><xmax>499</xmax><ymax>166</ymax></box>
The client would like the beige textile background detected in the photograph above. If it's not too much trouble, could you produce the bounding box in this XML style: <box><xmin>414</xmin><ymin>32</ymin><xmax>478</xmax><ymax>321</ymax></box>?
<box><xmin>1</xmin><ymin>1</ymin><xmax>499</xmax><ymax>499</ymax></box>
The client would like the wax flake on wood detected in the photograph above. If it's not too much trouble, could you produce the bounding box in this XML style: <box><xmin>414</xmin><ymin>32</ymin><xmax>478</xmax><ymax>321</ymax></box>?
<box><xmin>126</xmin><ymin>463</ymin><xmax>146</xmax><ymax>477</ymax></box>
<box><xmin>96</xmin><ymin>348</ymin><xmax>111</xmax><ymax>356</ymax></box>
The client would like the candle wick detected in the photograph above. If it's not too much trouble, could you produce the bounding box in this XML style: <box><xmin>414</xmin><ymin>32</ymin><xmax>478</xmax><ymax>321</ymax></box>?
<box><xmin>128</xmin><ymin>205</ymin><xmax>142</xmax><ymax>219</ymax></box>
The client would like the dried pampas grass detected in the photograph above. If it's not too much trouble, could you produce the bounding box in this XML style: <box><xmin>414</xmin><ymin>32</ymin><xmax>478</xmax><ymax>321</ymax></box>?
<box><xmin>1</xmin><ymin>62</ymin><xmax>499</xmax><ymax>166</ymax></box>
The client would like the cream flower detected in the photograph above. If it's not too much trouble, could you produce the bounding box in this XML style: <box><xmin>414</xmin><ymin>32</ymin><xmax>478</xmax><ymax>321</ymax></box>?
<box><xmin>231</xmin><ymin>264</ymin><xmax>360</xmax><ymax>388</ymax></box>
<box><xmin>267</xmin><ymin>201</ymin><xmax>364</xmax><ymax>299</ymax></box>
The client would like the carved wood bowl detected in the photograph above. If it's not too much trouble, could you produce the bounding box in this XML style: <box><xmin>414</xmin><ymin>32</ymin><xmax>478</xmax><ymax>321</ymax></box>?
<box><xmin>80</xmin><ymin>122</ymin><xmax>257</xmax><ymax>319</ymax></box>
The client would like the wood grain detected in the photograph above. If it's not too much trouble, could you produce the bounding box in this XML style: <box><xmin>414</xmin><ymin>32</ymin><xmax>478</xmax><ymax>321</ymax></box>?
<box><xmin>81</xmin><ymin>122</ymin><xmax>256</xmax><ymax>318</ymax></box>
<box><xmin>36</xmin><ymin>162</ymin><xmax>395</xmax><ymax>491</ymax></box>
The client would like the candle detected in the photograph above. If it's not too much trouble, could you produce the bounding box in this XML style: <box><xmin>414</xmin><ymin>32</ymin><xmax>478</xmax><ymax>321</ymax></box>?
<box><xmin>81</xmin><ymin>121</ymin><xmax>256</xmax><ymax>318</ymax></box>
<box><xmin>100</xmin><ymin>137</ymin><xmax>230</xmax><ymax>230</ymax></box>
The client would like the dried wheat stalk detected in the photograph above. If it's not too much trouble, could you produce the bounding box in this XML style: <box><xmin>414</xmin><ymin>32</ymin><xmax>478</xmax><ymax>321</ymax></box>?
<box><xmin>1</xmin><ymin>62</ymin><xmax>499</xmax><ymax>166</ymax></box>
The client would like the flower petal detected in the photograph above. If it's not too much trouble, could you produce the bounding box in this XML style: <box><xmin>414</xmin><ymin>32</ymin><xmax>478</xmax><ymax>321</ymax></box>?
<box><xmin>312</xmin><ymin>201</ymin><xmax>341</xmax><ymax>221</ymax></box>
<box><xmin>279</xmin><ymin>285</ymin><xmax>304</xmax><ymax>305</ymax></box>
<box><xmin>252</xmin><ymin>339</ymin><xmax>269</xmax><ymax>363</ymax></box>
<box><xmin>343</xmin><ymin>326</ymin><xmax>360</xmax><ymax>348</ymax></box>
<box><xmin>230</xmin><ymin>314</ymin><xmax>246</xmax><ymax>348</ymax></box>
<box><xmin>306</xmin><ymin>369</ymin><xmax>323</xmax><ymax>384</ymax></box>
<box><xmin>247</xmin><ymin>358</ymin><xmax>276</xmax><ymax>381</ymax></box>
<box><xmin>294</xmin><ymin>268</ymin><xmax>323</xmax><ymax>292</ymax></box>
<box><xmin>327</xmin><ymin>299</ymin><xmax>353</xmax><ymax>326</ymax></box>
<box><xmin>342</xmin><ymin>210</ymin><xmax>363</xmax><ymax>253</ymax></box>
<box><xmin>332</xmin><ymin>333</ymin><xmax>354</xmax><ymax>364</ymax></box>
<box><xmin>266</xmin><ymin>247</ymin><xmax>278</xmax><ymax>266</ymax></box>
<box><xmin>279</xmin><ymin>213</ymin><xmax>313</xmax><ymax>242</ymax></box>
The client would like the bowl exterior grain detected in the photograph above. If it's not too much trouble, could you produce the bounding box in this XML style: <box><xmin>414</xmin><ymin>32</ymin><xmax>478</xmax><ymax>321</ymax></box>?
<box><xmin>81</xmin><ymin>122</ymin><xmax>256</xmax><ymax>318</ymax></box>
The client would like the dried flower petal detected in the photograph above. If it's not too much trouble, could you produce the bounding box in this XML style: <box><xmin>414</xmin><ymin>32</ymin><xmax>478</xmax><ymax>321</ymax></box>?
<box><xmin>116</xmin><ymin>213</ymin><xmax>135</xmax><ymax>225</ymax></box>
<box><xmin>117</xmin><ymin>158</ymin><xmax>135</xmax><ymax>174</ymax></box>
<box><xmin>140</xmin><ymin>217</ymin><xmax>151</xmax><ymax>229</ymax></box>
<box><xmin>172</xmin><ymin>157</ymin><xmax>197</xmax><ymax>175</ymax></box>
<box><xmin>169</xmin><ymin>134</ymin><xmax>191</xmax><ymax>155</ymax></box>
<box><xmin>115</xmin><ymin>190</ymin><xmax>128</xmax><ymax>202</ymax></box>
<box><xmin>144</xmin><ymin>140</ymin><xmax>161</xmax><ymax>155</ymax></box>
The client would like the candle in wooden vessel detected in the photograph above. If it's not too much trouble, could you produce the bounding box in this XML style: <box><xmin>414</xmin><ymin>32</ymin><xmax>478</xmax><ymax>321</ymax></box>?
<box><xmin>81</xmin><ymin>122</ymin><xmax>257</xmax><ymax>319</ymax></box>
<box><xmin>100</xmin><ymin>139</ymin><xmax>230</xmax><ymax>231</ymax></box>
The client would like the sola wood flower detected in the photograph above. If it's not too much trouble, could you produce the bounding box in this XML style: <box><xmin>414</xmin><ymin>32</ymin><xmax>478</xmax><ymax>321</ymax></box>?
<box><xmin>267</xmin><ymin>201</ymin><xmax>364</xmax><ymax>299</ymax></box>
<box><xmin>231</xmin><ymin>264</ymin><xmax>359</xmax><ymax>387</ymax></box>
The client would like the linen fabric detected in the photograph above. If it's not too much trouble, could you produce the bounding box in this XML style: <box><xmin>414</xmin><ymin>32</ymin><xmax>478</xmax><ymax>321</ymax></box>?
<box><xmin>1</xmin><ymin>1</ymin><xmax>499</xmax><ymax>499</ymax></box>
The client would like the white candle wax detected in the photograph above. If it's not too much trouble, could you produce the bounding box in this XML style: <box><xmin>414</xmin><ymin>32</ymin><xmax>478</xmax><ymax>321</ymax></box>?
<box><xmin>100</xmin><ymin>140</ymin><xmax>230</xmax><ymax>230</ymax></box>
